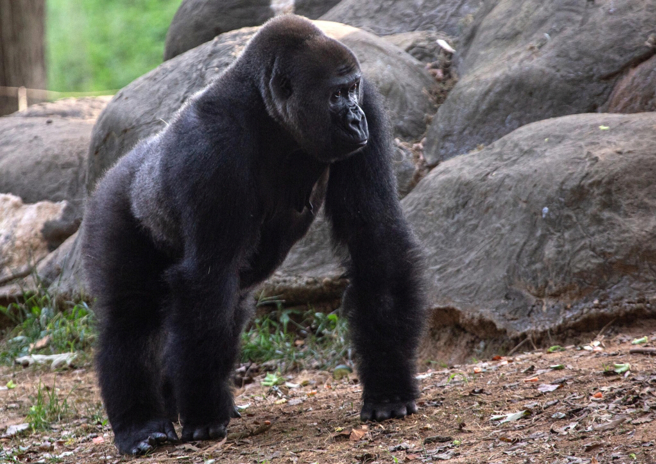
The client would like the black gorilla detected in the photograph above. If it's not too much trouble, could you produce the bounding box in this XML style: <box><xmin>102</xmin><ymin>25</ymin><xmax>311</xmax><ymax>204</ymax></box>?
<box><xmin>82</xmin><ymin>15</ymin><xmax>425</xmax><ymax>455</ymax></box>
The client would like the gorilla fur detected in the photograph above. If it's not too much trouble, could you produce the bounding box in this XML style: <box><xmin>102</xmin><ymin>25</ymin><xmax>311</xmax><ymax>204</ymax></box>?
<box><xmin>82</xmin><ymin>15</ymin><xmax>425</xmax><ymax>455</ymax></box>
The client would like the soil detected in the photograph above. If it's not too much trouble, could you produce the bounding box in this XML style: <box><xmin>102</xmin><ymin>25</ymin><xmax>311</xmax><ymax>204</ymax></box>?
<box><xmin>2</xmin><ymin>323</ymin><xmax>656</xmax><ymax>464</ymax></box>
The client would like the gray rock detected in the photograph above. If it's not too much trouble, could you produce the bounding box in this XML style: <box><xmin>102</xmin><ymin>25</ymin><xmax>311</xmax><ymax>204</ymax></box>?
<box><xmin>320</xmin><ymin>0</ymin><xmax>481</xmax><ymax>37</ymax></box>
<box><xmin>294</xmin><ymin>0</ymin><xmax>341</xmax><ymax>19</ymax></box>
<box><xmin>384</xmin><ymin>31</ymin><xmax>452</xmax><ymax>63</ymax></box>
<box><xmin>405</xmin><ymin>112</ymin><xmax>656</xmax><ymax>338</ymax></box>
<box><xmin>604</xmin><ymin>54</ymin><xmax>656</xmax><ymax>113</ymax></box>
<box><xmin>424</xmin><ymin>0</ymin><xmax>656</xmax><ymax>165</ymax></box>
<box><xmin>88</xmin><ymin>21</ymin><xmax>436</xmax><ymax>192</ymax></box>
<box><xmin>163</xmin><ymin>0</ymin><xmax>343</xmax><ymax>61</ymax></box>
<box><xmin>0</xmin><ymin>194</ymin><xmax>76</xmax><ymax>286</ymax></box>
<box><xmin>164</xmin><ymin>0</ymin><xmax>274</xmax><ymax>60</ymax></box>
<box><xmin>0</xmin><ymin>116</ymin><xmax>93</xmax><ymax>217</ymax></box>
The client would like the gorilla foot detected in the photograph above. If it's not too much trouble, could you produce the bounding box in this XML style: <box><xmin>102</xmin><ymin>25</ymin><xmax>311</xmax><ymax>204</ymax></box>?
<box><xmin>114</xmin><ymin>419</ymin><xmax>178</xmax><ymax>455</ymax></box>
<box><xmin>181</xmin><ymin>421</ymin><xmax>228</xmax><ymax>441</ymax></box>
<box><xmin>360</xmin><ymin>400</ymin><xmax>418</xmax><ymax>422</ymax></box>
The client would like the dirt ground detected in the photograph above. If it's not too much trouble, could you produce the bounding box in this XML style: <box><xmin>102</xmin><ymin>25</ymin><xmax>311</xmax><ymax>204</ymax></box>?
<box><xmin>2</xmin><ymin>323</ymin><xmax>656</xmax><ymax>464</ymax></box>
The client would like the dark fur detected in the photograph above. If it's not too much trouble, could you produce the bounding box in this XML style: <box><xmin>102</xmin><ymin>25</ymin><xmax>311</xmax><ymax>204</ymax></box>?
<box><xmin>82</xmin><ymin>15</ymin><xmax>425</xmax><ymax>455</ymax></box>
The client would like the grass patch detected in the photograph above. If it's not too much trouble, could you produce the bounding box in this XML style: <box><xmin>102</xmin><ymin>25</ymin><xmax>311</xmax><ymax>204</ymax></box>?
<box><xmin>241</xmin><ymin>299</ymin><xmax>349</xmax><ymax>371</ymax></box>
<box><xmin>0</xmin><ymin>287</ymin><xmax>95</xmax><ymax>365</ymax></box>
<box><xmin>27</xmin><ymin>380</ymin><xmax>71</xmax><ymax>431</ymax></box>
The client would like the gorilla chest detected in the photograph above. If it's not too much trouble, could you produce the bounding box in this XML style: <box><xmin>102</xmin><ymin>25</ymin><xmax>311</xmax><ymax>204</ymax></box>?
<box><xmin>239</xmin><ymin>164</ymin><xmax>329</xmax><ymax>288</ymax></box>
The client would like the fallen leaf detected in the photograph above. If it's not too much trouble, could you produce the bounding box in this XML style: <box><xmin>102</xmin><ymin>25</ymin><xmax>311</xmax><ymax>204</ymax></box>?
<box><xmin>350</xmin><ymin>425</ymin><xmax>368</xmax><ymax>441</ymax></box>
<box><xmin>593</xmin><ymin>415</ymin><xmax>628</xmax><ymax>431</ymax></box>
<box><xmin>584</xmin><ymin>442</ymin><xmax>602</xmax><ymax>452</ymax></box>
<box><xmin>538</xmin><ymin>384</ymin><xmax>561</xmax><ymax>393</ymax></box>
<box><xmin>405</xmin><ymin>454</ymin><xmax>420</xmax><ymax>461</ymax></box>
<box><xmin>614</xmin><ymin>363</ymin><xmax>631</xmax><ymax>374</ymax></box>
<box><xmin>491</xmin><ymin>410</ymin><xmax>529</xmax><ymax>424</ymax></box>
<box><xmin>524</xmin><ymin>376</ymin><xmax>539</xmax><ymax>383</ymax></box>
<box><xmin>92</xmin><ymin>436</ymin><xmax>105</xmax><ymax>444</ymax></box>
<box><xmin>547</xmin><ymin>345</ymin><xmax>565</xmax><ymax>353</ymax></box>
<box><xmin>592</xmin><ymin>392</ymin><xmax>603</xmax><ymax>399</ymax></box>
<box><xmin>29</xmin><ymin>335</ymin><xmax>51</xmax><ymax>352</ymax></box>
<box><xmin>2</xmin><ymin>423</ymin><xmax>29</xmax><ymax>438</ymax></box>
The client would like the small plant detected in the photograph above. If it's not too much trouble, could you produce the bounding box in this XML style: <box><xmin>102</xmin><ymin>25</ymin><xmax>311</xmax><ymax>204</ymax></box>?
<box><xmin>447</xmin><ymin>372</ymin><xmax>469</xmax><ymax>384</ymax></box>
<box><xmin>27</xmin><ymin>380</ymin><xmax>71</xmax><ymax>431</ymax></box>
<box><xmin>261</xmin><ymin>372</ymin><xmax>284</xmax><ymax>387</ymax></box>
<box><xmin>0</xmin><ymin>283</ymin><xmax>95</xmax><ymax>364</ymax></box>
<box><xmin>241</xmin><ymin>304</ymin><xmax>349</xmax><ymax>371</ymax></box>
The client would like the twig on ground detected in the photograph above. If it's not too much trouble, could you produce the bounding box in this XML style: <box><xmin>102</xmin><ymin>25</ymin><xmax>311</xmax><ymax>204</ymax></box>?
<box><xmin>508</xmin><ymin>337</ymin><xmax>530</xmax><ymax>356</ymax></box>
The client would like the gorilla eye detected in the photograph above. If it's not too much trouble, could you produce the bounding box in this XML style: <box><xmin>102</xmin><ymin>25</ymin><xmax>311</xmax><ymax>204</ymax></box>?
<box><xmin>350</xmin><ymin>82</ymin><xmax>359</xmax><ymax>93</ymax></box>
<box><xmin>331</xmin><ymin>89</ymin><xmax>341</xmax><ymax>102</ymax></box>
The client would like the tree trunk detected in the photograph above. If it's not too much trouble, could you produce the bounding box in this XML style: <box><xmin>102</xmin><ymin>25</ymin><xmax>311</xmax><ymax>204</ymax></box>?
<box><xmin>0</xmin><ymin>0</ymin><xmax>46</xmax><ymax>116</ymax></box>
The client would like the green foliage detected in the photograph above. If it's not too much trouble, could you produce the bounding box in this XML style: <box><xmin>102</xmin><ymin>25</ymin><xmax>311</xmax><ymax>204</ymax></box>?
<box><xmin>261</xmin><ymin>372</ymin><xmax>284</xmax><ymax>387</ymax></box>
<box><xmin>46</xmin><ymin>0</ymin><xmax>182</xmax><ymax>92</ymax></box>
<box><xmin>27</xmin><ymin>380</ymin><xmax>71</xmax><ymax>431</ymax></box>
<box><xmin>0</xmin><ymin>287</ymin><xmax>95</xmax><ymax>364</ymax></box>
<box><xmin>241</xmin><ymin>305</ymin><xmax>350</xmax><ymax>371</ymax></box>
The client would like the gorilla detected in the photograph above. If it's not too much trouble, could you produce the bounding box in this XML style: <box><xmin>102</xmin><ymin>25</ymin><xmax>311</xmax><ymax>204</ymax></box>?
<box><xmin>82</xmin><ymin>15</ymin><xmax>425</xmax><ymax>455</ymax></box>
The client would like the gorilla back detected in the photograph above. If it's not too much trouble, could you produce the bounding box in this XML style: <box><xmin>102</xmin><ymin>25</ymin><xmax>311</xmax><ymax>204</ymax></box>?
<box><xmin>82</xmin><ymin>15</ymin><xmax>425</xmax><ymax>455</ymax></box>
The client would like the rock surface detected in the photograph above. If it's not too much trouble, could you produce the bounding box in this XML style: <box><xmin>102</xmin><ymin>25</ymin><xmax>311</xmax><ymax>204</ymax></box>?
<box><xmin>405</xmin><ymin>113</ymin><xmax>656</xmax><ymax>338</ymax></box>
<box><xmin>0</xmin><ymin>194</ymin><xmax>76</xmax><ymax>286</ymax></box>
<box><xmin>320</xmin><ymin>0</ymin><xmax>481</xmax><ymax>37</ymax></box>
<box><xmin>604</xmin><ymin>54</ymin><xmax>656</xmax><ymax>113</ymax></box>
<box><xmin>163</xmin><ymin>0</ymin><xmax>273</xmax><ymax>60</ymax></box>
<box><xmin>424</xmin><ymin>0</ymin><xmax>656</xmax><ymax>165</ymax></box>
<box><xmin>294</xmin><ymin>0</ymin><xmax>341</xmax><ymax>19</ymax></box>
<box><xmin>383</xmin><ymin>30</ymin><xmax>451</xmax><ymax>63</ymax></box>
<box><xmin>163</xmin><ymin>0</ymin><xmax>343</xmax><ymax>61</ymax></box>
<box><xmin>0</xmin><ymin>97</ymin><xmax>110</xmax><ymax>217</ymax></box>
<box><xmin>88</xmin><ymin>21</ymin><xmax>436</xmax><ymax>192</ymax></box>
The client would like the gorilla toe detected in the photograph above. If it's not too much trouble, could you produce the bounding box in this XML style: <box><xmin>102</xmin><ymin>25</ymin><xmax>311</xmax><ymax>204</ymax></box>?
<box><xmin>360</xmin><ymin>400</ymin><xmax>418</xmax><ymax>422</ymax></box>
<box><xmin>182</xmin><ymin>422</ymin><xmax>228</xmax><ymax>442</ymax></box>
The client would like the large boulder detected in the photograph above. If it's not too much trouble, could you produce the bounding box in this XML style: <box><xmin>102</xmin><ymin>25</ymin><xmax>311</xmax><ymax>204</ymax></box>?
<box><xmin>294</xmin><ymin>0</ymin><xmax>341</xmax><ymax>20</ymax></box>
<box><xmin>405</xmin><ymin>112</ymin><xmax>656</xmax><ymax>340</ymax></box>
<box><xmin>163</xmin><ymin>0</ymin><xmax>273</xmax><ymax>60</ymax></box>
<box><xmin>88</xmin><ymin>21</ymin><xmax>437</xmax><ymax>192</ymax></box>
<box><xmin>0</xmin><ymin>194</ymin><xmax>77</xmax><ymax>286</ymax></box>
<box><xmin>423</xmin><ymin>0</ymin><xmax>656</xmax><ymax>166</ymax></box>
<box><xmin>320</xmin><ymin>0</ymin><xmax>481</xmax><ymax>37</ymax></box>
<box><xmin>163</xmin><ymin>0</ymin><xmax>342</xmax><ymax>61</ymax></box>
<box><xmin>604</xmin><ymin>54</ymin><xmax>656</xmax><ymax>113</ymax></box>
<box><xmin>0</xmin><ymin>97</ymin><xmax>110</xmax><ymax>217</ymax></box>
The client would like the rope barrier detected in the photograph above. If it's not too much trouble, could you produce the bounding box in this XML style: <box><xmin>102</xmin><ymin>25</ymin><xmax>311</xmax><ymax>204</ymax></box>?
<box><xmin>0</xmin><ymin>85</ymin><xmax>116</xmax><ymax>112</ymax></box>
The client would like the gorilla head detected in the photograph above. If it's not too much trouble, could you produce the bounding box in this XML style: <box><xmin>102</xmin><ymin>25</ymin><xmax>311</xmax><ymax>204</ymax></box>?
<box><xmin>248</xmin><ymin>16</ymin><xmax>369</xmax><ymax>162</ymax></box>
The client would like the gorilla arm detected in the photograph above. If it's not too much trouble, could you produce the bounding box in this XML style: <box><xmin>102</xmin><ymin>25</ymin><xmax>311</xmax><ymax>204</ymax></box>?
<box><xmin>324</xmin><ymin>80</ymin><xmax>425</xmax><ymax>421</ymax></box>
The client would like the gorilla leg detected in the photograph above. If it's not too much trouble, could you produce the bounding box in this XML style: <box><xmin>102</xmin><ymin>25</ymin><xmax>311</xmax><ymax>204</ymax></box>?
<box><xmin>164</xmin><ymin>264</ymin><xmax>246</xmax><ymax>441</ymax></box>
<box><xmin>89</xmin><ymin>209</ymin><xmax>177</xmax><ymax>454</ymax></box>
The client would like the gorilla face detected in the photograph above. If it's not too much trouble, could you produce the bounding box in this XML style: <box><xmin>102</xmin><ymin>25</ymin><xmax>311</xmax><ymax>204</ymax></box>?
<box><xmin>326</xmin><ymin>73</ymin><xmax>369</xmax><ymax>160</ymax></box>
<box><xmin>262</xmin><ymin>34</ymin><xmax>370</xmax><ymax>164</ymax></box>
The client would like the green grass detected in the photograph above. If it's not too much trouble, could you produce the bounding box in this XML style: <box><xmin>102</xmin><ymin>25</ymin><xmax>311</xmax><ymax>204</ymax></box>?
<box><xmin>27</xmin><ymin>380</ymin><xmax>71</xmax><ymax>431</ymax></box>
<box><xmin>241</xmin><ymin>302</ymin><xmax>350</xmax><ymax>371</ymax></box>
<box><xmin>0</xmin><ymin>282</ymin><xmax>348</xmax><ymax>373</ymax></box>
<box><xmin>0</xmin><ymin>287</ymin><xmax>95</xmax><ymax>365</ymax></box>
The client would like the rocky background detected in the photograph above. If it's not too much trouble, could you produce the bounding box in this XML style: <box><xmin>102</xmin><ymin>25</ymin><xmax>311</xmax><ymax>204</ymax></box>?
<box><xmin>1</xmin><ymin>0</ymin><xmax>655</xmax><ymax>362</ymax></box>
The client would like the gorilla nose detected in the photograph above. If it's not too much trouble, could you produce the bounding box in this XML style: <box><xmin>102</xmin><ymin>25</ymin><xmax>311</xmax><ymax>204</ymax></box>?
<box><xmin>347</xmin><ymin>106</ymin><xmax>365</xmax><ymax>129</ymax></box>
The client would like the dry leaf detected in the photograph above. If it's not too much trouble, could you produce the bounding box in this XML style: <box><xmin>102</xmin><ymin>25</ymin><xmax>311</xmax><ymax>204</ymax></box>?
<box><xmin>92</xmin><ymin>436</ymin><xmax>105</xmax><ymax>444</ymax></box>
<box><xmin>350</xmin><ymin>425</ymin><xmax>368</xmax><ymax>441</ymax></box>
<box><xmin>538</xmin><ymin>384</ymin><xmax>560</xmax><ymax>393</ymax></box>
